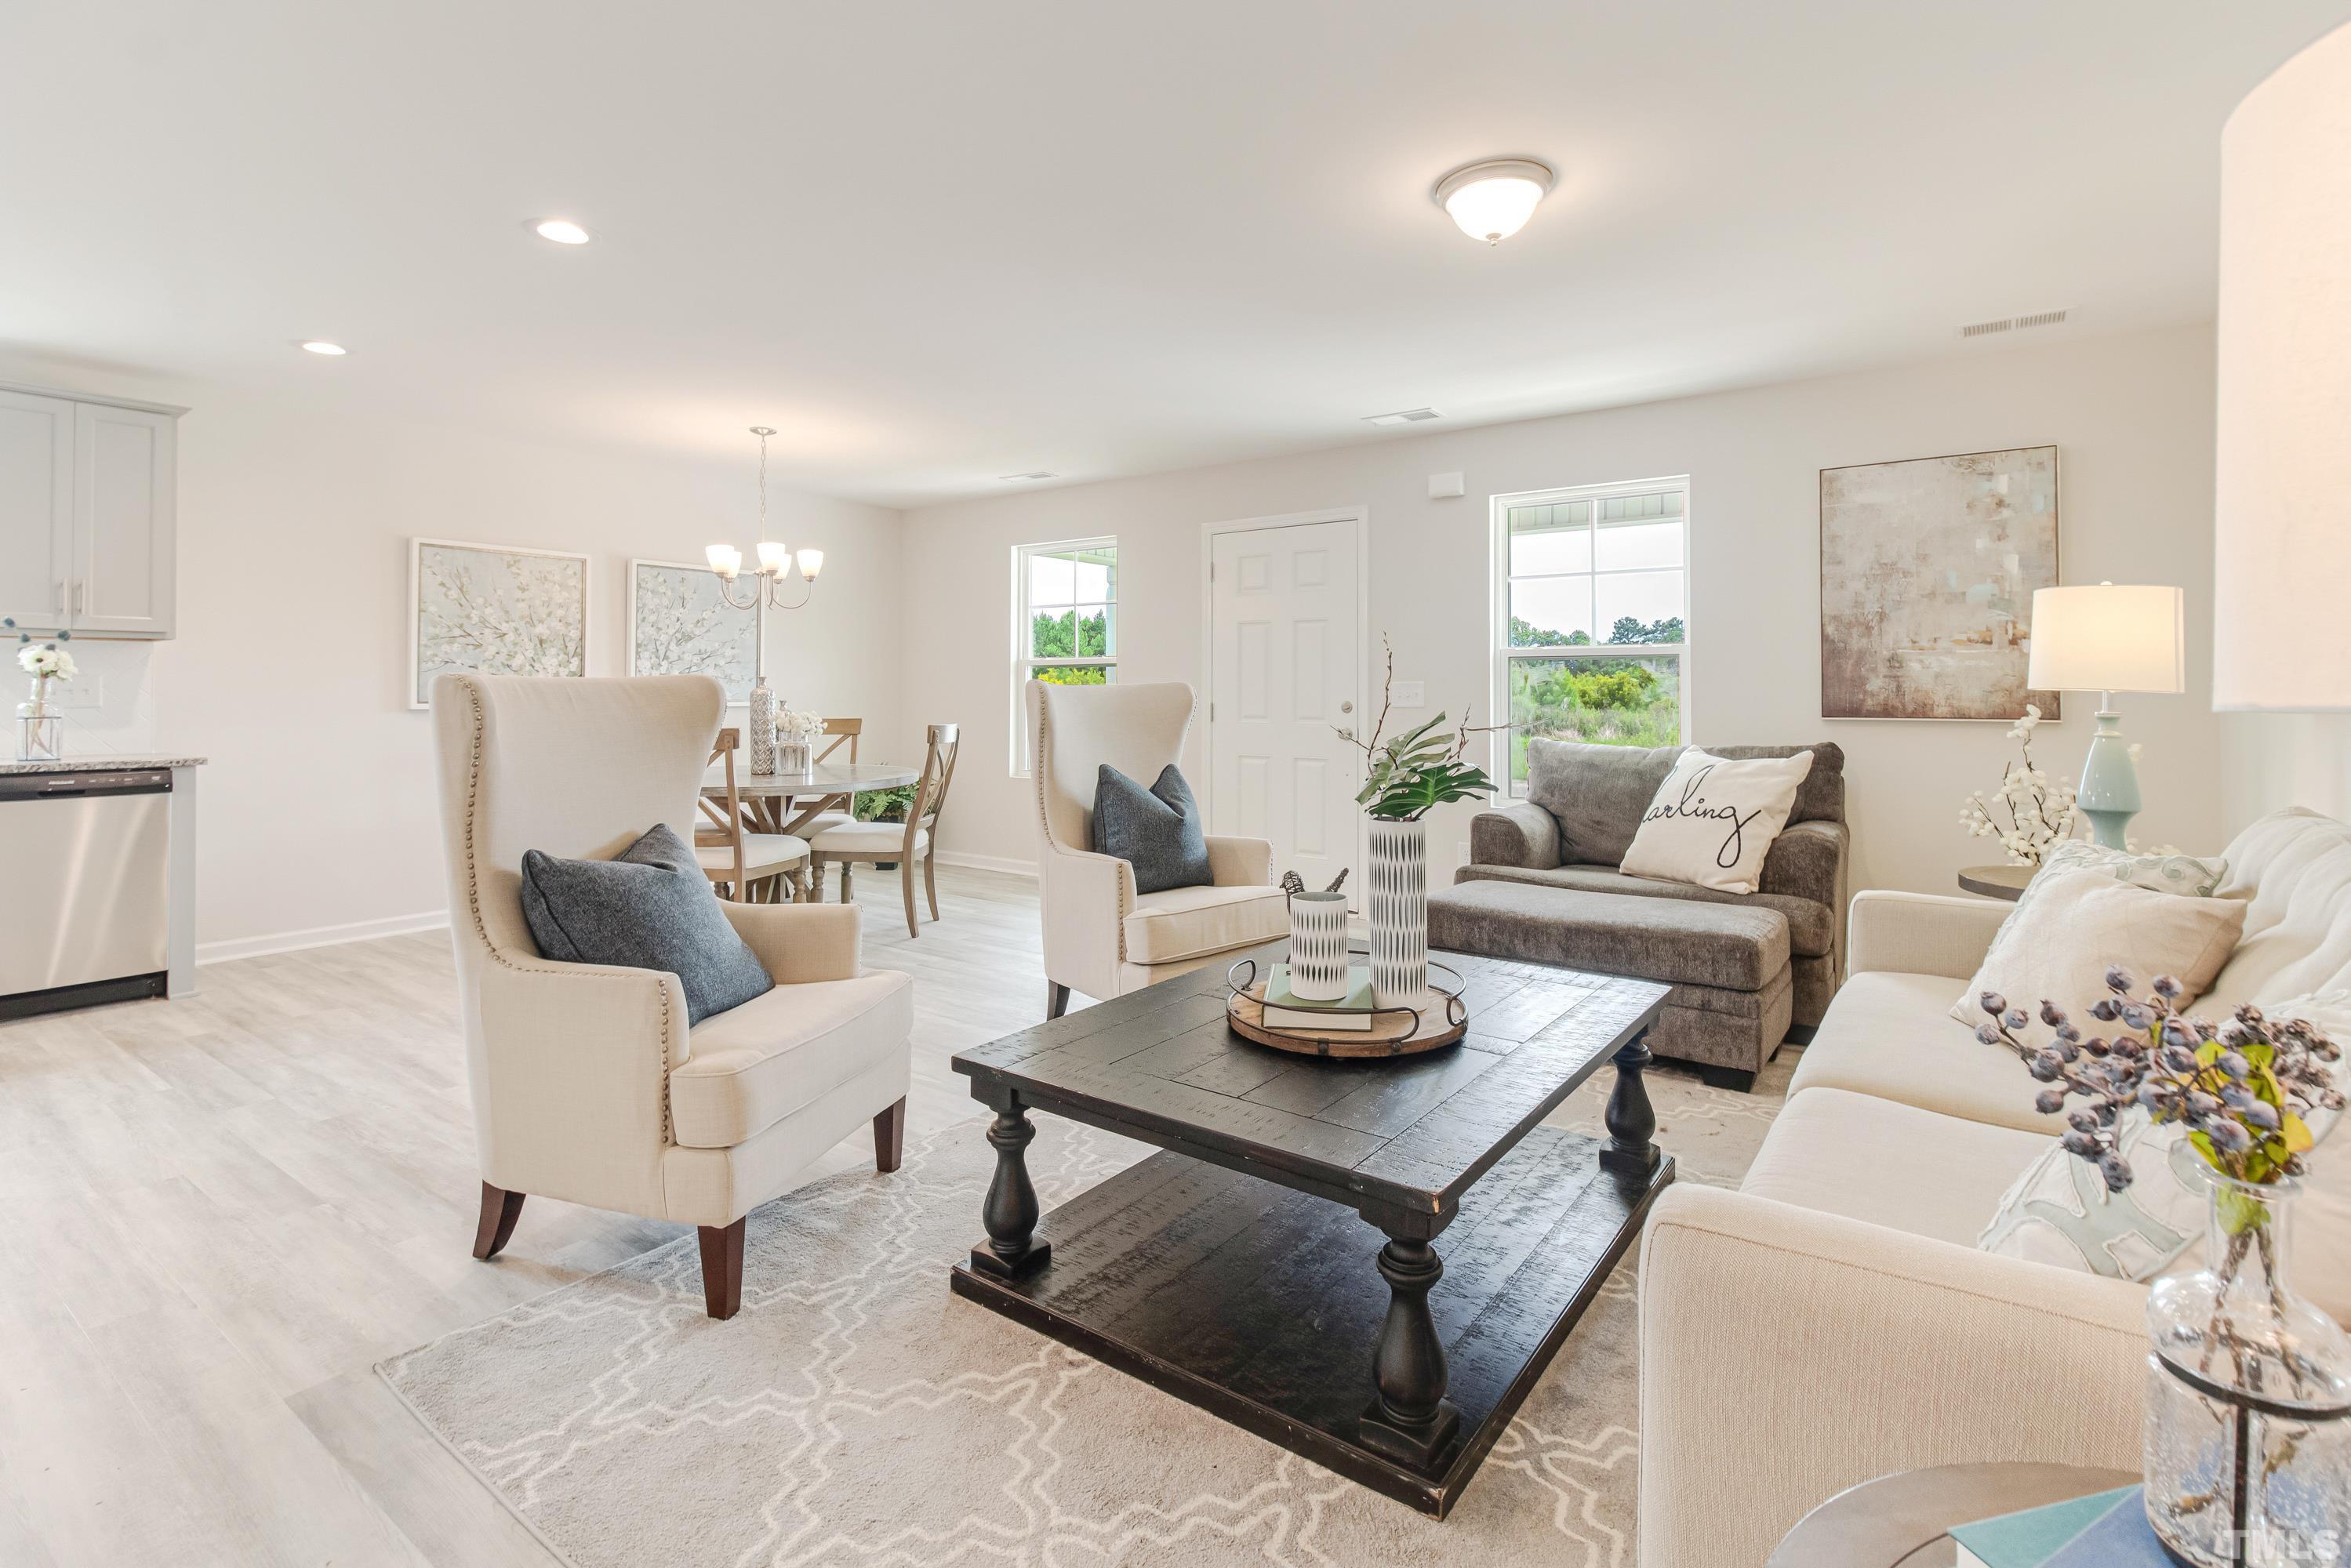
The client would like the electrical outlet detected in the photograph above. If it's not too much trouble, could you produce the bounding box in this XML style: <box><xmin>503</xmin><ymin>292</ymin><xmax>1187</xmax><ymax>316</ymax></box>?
<box><xmin>1456</xmin><ymin>840</ymin><xmax>1470</xmax><ymax>866</ymax></box>
<box><xmin>1392</xmin><ymin>680</ymin><xmax>1426</xmax><ymax>707</ymax></box>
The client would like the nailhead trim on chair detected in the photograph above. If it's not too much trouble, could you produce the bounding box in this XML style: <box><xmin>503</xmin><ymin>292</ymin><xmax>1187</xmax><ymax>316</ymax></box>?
<box><xmin>452</xmin><ymin>677</ymin><xmax>678</xmax><ymax>1145</ymax></box>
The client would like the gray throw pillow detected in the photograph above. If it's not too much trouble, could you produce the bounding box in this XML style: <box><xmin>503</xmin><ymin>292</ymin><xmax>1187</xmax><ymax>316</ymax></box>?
<box><xmin>1092</xmin><ymin>764</ymin><xmax>1212</xmax><ymax>895</ymax></box>
<box><xmin>518</xmin><ymin>822</ymin><xmax>773</xmax><ymax>1025</ymax></box>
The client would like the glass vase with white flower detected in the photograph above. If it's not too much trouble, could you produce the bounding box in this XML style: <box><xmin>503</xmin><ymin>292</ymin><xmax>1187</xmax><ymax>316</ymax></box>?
<box><xmin>772</xmin><ymin>708</ymin><xmax>826</xmax><ymax>773</ymax></box>
<box><xmin>14</xmin><ymin>632</ymin><xmax>77</xmax><ymax>763</ymax></box>
<box><xmin>1957</xmin><ymin>704</ymin><xmax>2084</xmax><ymax>866</ymax></box>
<box><xmin>1974</xmin><ymin>969</ymin><xmax>2349</xmax><ymax>1567</ymax></box>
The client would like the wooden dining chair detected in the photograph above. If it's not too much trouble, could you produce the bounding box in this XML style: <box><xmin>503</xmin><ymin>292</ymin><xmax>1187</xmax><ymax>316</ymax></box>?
<box><xmin>808</xmin><ymin>723</ymin><xmax>959</xmax><ymax>937</ymax></box>
<box><xmin>696</xmin><ymin>728</ymin><xmax>812</xmax><ymax>902</ymax></box>
<box><xmin>798</xmin><ymin>717</ymin><xmax>865</xmax><ymax>840</ymax></box>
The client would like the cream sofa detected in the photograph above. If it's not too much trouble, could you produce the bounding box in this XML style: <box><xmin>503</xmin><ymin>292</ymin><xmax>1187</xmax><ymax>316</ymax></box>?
<box><xmin>1636</xmin><ymin>808</ymin><xmax>2351</xmax><ymax>1568</ymax></box>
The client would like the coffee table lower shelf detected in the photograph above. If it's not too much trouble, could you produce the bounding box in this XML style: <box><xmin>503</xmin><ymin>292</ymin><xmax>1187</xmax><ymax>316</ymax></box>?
<box><xmin>948</xmin><ymin>1125</ymin><xmax>1672</xmax><ymax>1519</ymax></box>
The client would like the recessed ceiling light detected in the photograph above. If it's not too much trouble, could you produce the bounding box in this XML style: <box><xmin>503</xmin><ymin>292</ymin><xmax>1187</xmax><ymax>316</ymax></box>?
<box><xmin>1431</xmin><ymin>158</ymin><xmax>1556</xmax><ymax>245</ymax></box>
<box><xmin>1364</xmin><ymin>408</ymin><xmax>1440</xmax><ymax>426</ymax></box>
<box><xmin>300</xmin><ymin>340</ymin><xmax>347</xmax><ymax>355</ymax></box>
<box><xmin>998</xmin><ymin>470</ymin><xmax>1056</xmax><ymax>481</ymax></box>
<box><xmin>531</xmin><ymin>218</ymin><xmax>593</xmax><ymax>245</ymax></box>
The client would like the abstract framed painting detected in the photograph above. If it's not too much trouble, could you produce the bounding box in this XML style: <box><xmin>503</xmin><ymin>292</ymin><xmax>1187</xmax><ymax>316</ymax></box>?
<box><xmin>408</xmin><ymin>538</ymin><xmax>590</xmax><ymax>710</ymax></box>
<box><xmin>1819</xmin><ymin>445</ymin><xmax>2062</xmax><ymax>721</ymax></box>
<box><xmin>627</xmin><ymin>558</ymin><xmax>757</xmax><ymax>705</ymax></box>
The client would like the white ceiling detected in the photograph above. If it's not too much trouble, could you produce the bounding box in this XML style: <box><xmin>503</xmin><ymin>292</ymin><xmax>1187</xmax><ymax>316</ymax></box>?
<box><xmin>3</xmin><ymin>1</ymin><xmax>2344</xmax><ymax>507</ymax></box>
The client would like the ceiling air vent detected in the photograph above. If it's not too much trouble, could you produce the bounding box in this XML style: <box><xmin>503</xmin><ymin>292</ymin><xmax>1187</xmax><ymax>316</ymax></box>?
<box><xmin>1958</xmin><ymin>308</ymin><xmax>2073</xmax><ymax>339</ymax></box>
<box><xmin>1364</xmin><ymin>407</ymin><xmax>1441</xmax><ymax>426</ymax></box>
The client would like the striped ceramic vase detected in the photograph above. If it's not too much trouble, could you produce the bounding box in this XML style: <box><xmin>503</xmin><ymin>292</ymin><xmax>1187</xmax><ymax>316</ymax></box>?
<box><xmin>1365</xmin><ymin>816</ymin><xmax>1428</xmax><ymax>1009</ymax></box>
<box><xmin>1286</xmin><ymin>890</ymin><xmax>1350</xmax><ymax>1002</ymax></box>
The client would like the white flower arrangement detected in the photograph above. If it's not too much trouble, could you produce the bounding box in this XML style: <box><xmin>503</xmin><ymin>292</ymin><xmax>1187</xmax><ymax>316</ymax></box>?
<box><xmin>17</xmin><ymin>643</ymin><xmax>77</xmax><ymax>683</ymax></box>
<box><xmin>1958</xmin><ymin>704</ymin><xmax>2081</xmax><ymax>866</ymax></box>
<box><xmin>776</xmin><ymin>708</ymin><xmax>827</xmax><ymax>745</ymax></box>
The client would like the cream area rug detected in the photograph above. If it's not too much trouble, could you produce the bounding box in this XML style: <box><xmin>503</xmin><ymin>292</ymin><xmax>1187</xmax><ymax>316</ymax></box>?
<box><xmin>380</xmin><ymin>1056</ymin><xmax>1790</xmax><ymax>1568</ymax></box>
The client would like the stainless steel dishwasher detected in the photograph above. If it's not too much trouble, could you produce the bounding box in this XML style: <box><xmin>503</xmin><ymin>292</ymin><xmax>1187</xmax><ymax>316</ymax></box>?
<box><xmin>0</xmin><ymin>769</ymin><xmax>173</xmax><ymax>1018</ymax></box>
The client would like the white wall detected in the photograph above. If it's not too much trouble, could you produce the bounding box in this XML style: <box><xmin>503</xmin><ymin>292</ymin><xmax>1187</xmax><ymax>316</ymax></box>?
<box><xmin>0</xmin><ymin>355</ymin><xmax>907</xmax><ymax>955</ymax></box>
<box><xmin>903</xmin><ymin>323</ymin><xmax>2226</xmax><ymax>895</ymax></box>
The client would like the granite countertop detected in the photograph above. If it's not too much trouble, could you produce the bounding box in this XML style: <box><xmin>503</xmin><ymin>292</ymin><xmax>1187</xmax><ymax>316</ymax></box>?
<box><xmin>0</xmin><ymin>755</ymin><xmax>207</xmax><ymax>775</ymax></box>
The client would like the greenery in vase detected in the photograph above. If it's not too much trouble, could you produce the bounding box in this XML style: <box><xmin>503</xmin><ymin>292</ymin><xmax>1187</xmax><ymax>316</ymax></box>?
<box><xmin>853</xmin><ymin>785</ymin><xmax>917</xmax><ymax>822</ymax></box>
<box><xmin>1340</xmin><ymin>637</ymin><xmax>1500</xmax><ymax>822</ymax></box>
<box><xmin>1974</xmin><ymin>967</ymin><xmax>2342</xmax><ymax>1229</ymax></box>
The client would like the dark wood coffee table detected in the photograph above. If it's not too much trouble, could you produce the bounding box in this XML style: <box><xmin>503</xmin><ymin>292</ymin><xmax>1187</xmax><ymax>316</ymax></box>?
<box><xmin>949</xmin><ymin>944</ymin><xmax>1673</xmax><ymax>1518</ymax></box>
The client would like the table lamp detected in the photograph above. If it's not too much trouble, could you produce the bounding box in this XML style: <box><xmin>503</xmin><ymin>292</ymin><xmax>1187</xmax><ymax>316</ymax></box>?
<box><xmin>2025</xmin><ymin>583</ymin><xmax>2186</xmax><ymax>849</ymax></box>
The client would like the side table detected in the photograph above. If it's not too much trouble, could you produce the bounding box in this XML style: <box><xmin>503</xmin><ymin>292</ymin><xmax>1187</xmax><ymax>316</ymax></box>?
<box><xmin>1767</xmin><ymin>1462</ymin><xmax>2138</xmax><ymax>1566</ymax></box>
<box><xmin>1957</xmin><ymin>864</ymin><xmax>2034</xmax><ymax>902</ymax></box>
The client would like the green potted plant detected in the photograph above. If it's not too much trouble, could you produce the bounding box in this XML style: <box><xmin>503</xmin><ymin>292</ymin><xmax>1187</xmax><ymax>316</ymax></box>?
<box><xmin>1340</xmin><ymin>640</ymin><xmax>1498</xmax><ymax>1007</ymax></box>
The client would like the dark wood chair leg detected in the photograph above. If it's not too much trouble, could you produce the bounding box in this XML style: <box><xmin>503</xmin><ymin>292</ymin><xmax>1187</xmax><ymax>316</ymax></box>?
<box><xmin>1046</xmin><ymin>982</ymin><xmax>1070</xmax><ymax>1020</ymax></box>
<box><xmin>472</xmin><ymin>1181</ymin><xmax>526</xmax><ymax>1259</ymax></box>
<box><xmin>873</xmin><ymin>1095</ymin><xmax>907</xmax><ymax>1173</ymax></box>
<box><xmin>697</xmin><ymin>1218</ymin><xmax>746</xmax><ymax>1320</ymax></box>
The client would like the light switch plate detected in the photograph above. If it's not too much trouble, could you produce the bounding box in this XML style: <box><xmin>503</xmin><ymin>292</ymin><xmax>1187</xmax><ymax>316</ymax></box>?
<box><xmin>1456</xmin><ymin>840</ymin><xmax>1471</xmax><ymax>866</ymax></box>
<box><xmin>56</xmin><ymin>676</ymin><xmax>102</xmax><ymax>709</ymax></box>
<box><xmin>1391</xmin><ymin>680</ymin><xmax>1426</xmax><ymax>707</ymax></box>
<box><xmin>1428</xmin><ymin>471</ymin><xmax>1466</xmax><ymax>499</ymax></box>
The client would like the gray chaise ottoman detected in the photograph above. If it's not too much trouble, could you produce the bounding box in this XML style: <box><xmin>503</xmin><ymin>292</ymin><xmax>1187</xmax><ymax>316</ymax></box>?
<box><xmin>1428</xmin><ymin>878</ymin><xmax>1793</xmax><ymax>1085</ymax></box>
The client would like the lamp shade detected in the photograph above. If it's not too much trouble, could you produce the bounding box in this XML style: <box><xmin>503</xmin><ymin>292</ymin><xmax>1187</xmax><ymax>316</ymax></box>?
<box><xmin>2213</xmin><ymin>20</ymin><xmax>2351</xmax><ymax>710</ymax></box>
<box><xmin>2025</xmin><ymin>584</ymin><xmax>2186</xmax><ymax>695</ymax></box>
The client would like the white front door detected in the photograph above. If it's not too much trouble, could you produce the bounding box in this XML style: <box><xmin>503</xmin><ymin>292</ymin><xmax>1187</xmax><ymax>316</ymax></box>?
<box><xmin>1208</xmin><ymin>515</ymin><xmax>1363</xmax><ymax>902</ymax></box>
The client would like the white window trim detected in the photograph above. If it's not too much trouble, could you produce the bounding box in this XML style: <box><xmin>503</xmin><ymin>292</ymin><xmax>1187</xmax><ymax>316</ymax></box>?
<box><xmin>1488</xmin><ymin>477</ymin><xmax>1691</xmax><ymax>796</ymax></box>
<box><xmin>1011</xmin><ymin>535</ymin><xmax>1118</xmax><ymax>777</ymax></box>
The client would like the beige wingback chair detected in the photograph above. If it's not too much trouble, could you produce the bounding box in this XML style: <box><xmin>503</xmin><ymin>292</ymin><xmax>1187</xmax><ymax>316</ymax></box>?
<box><xmin>1027</xmin><ymin>678</ymin><xmax>1285</xmax><ymax>1018</ymax></box>
<box><xmin>431</xmin><ymin>673</ymin><xmax>914</xmax><ymax>1319</ymax></box>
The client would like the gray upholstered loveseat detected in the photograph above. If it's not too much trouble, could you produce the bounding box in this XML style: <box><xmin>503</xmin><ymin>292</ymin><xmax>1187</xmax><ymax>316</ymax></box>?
<box><xmin>1433</xmin><ymin>739</ymin><xmax>1848</xmax><ymax>1083</ymax></box>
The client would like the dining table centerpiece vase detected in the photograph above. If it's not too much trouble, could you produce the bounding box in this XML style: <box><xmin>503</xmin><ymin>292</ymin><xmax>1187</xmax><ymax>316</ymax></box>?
<box><xmin>1974</xmin><ymin>970</ymin><xmax>2349</xmax><ymax>1567</ymax></box>
<box><xmin>1341</xmin><ymin>640</ymin><xmax>1497</xmax><ymax>1011</ymax></box>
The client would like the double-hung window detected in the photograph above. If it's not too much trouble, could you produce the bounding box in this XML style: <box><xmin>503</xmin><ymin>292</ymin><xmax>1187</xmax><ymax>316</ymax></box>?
<box><xmin>1492</xmin><ymin>478</ymin><xmax>1689</xmax><ymax>794</ymax></box>
<box><xmin>1012</xmin><ymin>537</ymin><xmax>1117</xmax><ymax>775</ymax></box>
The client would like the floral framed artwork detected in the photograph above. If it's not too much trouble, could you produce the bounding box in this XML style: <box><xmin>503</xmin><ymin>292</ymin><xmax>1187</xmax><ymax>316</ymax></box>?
<box><xmin>627</xmin><ymin>558</ymin><xmax>758</xmax><ymax>705</ymax></box>
<box><xmin>408</xmin><ymin>538</ymin><xmax>590</xmax><ymax>709</ymax></box>
<box><xmin>1819</xmin><ymin>445</ymin><xmax>2062</xmax><ymax>721</ymax></box>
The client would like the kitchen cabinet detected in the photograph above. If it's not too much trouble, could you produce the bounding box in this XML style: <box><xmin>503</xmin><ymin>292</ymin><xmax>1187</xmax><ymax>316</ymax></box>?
<box><xmin>0</xmin><ymin>383</ymin><xmax>182</xmax><ymax>639</ymax></box>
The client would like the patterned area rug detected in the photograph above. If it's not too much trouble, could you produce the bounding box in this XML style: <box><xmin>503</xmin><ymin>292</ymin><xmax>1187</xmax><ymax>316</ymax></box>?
<box><xmin>381</xmin><ymin>1056</ymin><xmax>1791</xmax><ymax>1567</ymax></box>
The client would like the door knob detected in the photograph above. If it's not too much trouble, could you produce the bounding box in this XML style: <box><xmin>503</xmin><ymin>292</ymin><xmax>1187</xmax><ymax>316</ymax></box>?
<box><xmin>1340</xmin><ymin>700</ymin><xmax>1354</xmax><ymax>713</ymax></box>
<box><xmin>1339</xmin><ymin>728</ymin><xmax>1355</xmax><ymax>742</ymax></box>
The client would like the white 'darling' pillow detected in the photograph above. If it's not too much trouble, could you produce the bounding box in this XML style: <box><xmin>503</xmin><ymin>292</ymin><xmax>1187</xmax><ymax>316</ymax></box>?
<box><xmin>1619</xmin><ymin>747</ymin><xmax>1814</xmax><ymax>895</ymax></box>
<box><xmin>1949</xmin><ymin>866</ymin><xmax>2247</xmax><ymax>1029</ymax></box>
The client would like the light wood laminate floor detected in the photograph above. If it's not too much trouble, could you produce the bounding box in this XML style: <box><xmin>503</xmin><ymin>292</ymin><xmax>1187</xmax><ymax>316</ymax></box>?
<box><xmin>0</xmin><ymin>864</ymin><xmax>1060</xmax><ymax>1568</ymax></box>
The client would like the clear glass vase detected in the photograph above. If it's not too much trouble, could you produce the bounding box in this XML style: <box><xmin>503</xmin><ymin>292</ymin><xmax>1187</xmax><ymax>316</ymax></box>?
<box><xmin>2142</xmin><ymin>1174</ymin><xmax>2351</xmax><ymax>1567</ymax></box>
<box><xmin>16</xmin><ymin>679</ymin><xmax>61</xmax><ymax>762</ymax></box>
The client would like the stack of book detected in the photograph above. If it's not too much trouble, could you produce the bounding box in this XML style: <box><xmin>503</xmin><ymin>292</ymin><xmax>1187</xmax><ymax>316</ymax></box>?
<box><xmin>1261</xmin><ymin>963</ymin><xmax>1377</xmax><ymax>1031</ymax></box>
<box><xmin>1949</xmin><ymin>1486</ymin><xmax>2167</xmax><ymax>1568</ymax></box>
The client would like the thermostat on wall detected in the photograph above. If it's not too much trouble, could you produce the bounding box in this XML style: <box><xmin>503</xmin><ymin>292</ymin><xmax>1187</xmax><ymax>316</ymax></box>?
<box><xmin>1428</xmin><ymin>471</ymin><xmax>1466</xmax><ymax>499</ymax></box>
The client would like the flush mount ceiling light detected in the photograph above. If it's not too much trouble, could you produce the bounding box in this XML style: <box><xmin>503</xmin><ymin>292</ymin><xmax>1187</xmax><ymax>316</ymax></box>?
<box><xmin>998</xmin><ymin>470</ymin><xmax>1056</xmax><ymax>481</ymax></box>
<box><xmin>529</xmin><ymin>218</ymin><xmax>593</xmax><ymax>245</ymax></box>
<box><xmin>300</xmin><ymin>340</ymin><xmax>347</xmax><ymax>355</ymax></box>
<box><xmin>1431</xmin><ymin>157</ymin><xmax>1555</xmax><ymax>244</ymax></box>
<box><xmin>1363</xmin><ymin>407</ymin><xmax>1441</xmax><ymax>426</ymax></box>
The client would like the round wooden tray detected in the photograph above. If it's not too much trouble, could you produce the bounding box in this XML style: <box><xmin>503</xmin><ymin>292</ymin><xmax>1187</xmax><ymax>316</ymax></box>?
<box><xmin>1224</xmin><ymin>961</ymin><xmax>1468</xmax><ymax>1058</ymax></box>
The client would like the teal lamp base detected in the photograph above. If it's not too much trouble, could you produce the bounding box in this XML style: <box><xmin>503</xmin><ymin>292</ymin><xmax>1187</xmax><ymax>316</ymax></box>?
<box><xmin>2076</xmin><ymin>706</ymin><xmax>2142</xmax><ymax>851</ymax></box>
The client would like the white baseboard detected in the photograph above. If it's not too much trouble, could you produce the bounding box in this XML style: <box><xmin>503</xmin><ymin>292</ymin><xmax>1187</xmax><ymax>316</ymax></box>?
<box><xmin>197</xmin><ymin>910</ymin><xmax>450</xmax><ymax>966</ymax></box>
<box><xmin>932</xmin><ymin>850</ymin><xmax>1037</xmax><ymax>878</ymax></box>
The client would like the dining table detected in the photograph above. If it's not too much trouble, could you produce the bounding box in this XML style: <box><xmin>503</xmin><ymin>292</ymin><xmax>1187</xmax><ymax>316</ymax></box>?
<box><xmin>700</xmin><ymin>759</ymin><xmax>921</xmax><ymax>838</ymax></box>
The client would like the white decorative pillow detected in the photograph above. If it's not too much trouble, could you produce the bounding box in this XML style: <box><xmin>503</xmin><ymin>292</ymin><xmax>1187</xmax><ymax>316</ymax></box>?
<box><xmin>2029</xmin><ymin>840</ymin><xmax>2229</xmax><ymax>902</ymax></box>
<box><xmin>1619</xmin><ymin>747</ymin><xmax>1814</xmax><ymax>895</ymax></box>
<box><xmin>1948</xmin><ymin>867</ymin><xmax>2247</xmax><ymax>1029</ymax></box>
